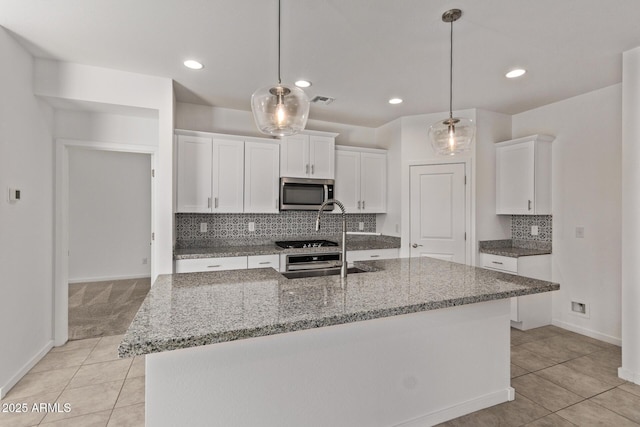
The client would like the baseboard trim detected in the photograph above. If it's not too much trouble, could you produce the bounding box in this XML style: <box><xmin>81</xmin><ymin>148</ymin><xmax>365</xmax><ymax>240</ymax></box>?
<box><xmin>395</xmin><ymin>387</ymin><xmax>515</xmax><ymax>426</ymax></box>
<box><xmin>68</xmin><ymin>274</ymin><xmax>151</xmax><ymax>284</ymax></box>
<box><xmin>552</xmin><ymin>319</ymin><xmax>621</xmax><ymax>346</ymax></box>
<box><xmin>0</xmin><ymin>340</ymin><xmax>54</xmax><ymax>399</ymax></box>
<box><xmin>618</xmin><ymin>367</ymin><xmax>640</xmax><ymax>385</ymax></box>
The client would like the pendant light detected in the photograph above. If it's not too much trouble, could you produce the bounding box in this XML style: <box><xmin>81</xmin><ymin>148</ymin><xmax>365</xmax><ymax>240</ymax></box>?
<box><xmin>428</xmin><ymin>9</ymin><xmax>475</xmax><ymax>156</ymax></box>
<box><xmin>251</xmin><ymin>0</ymin><xmax>310</xmax><ymax>136</ymax></box>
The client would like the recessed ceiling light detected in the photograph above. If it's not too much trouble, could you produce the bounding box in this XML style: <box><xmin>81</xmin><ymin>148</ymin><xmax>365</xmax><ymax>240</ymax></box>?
<box><xmin>506</xmin><ymin>68</ymin><xmax>526</xmax><ymax>78</ymax></box>
<box><xmin>388</xmin><ymin>98</ymin><xmax>403</xmax><ymax>105</ymax></box>
<box><xmin>295</xmin><ymin>80</ymin><xmax>312</xmax><ymax>88</ymax></box>
<box><xmin>184</xmin><ymin>60</ymin><xmax>204</xmax><ymax>70</ymax></box>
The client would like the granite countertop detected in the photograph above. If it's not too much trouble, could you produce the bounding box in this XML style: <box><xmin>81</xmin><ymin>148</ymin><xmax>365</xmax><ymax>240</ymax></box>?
<box><xmin>174</xmin><ymin>234</ymin><xmax>401</xmax><ymax>259</ymax></box>
<box><xmin>479</xmin><ymin>239</ymin><xmax>552</xmax><ymax>258</ymax></box>
<box><xmin>119</xmin><ymin>256</ymin><xmax>559</xmax><ymax>358</ymax></box>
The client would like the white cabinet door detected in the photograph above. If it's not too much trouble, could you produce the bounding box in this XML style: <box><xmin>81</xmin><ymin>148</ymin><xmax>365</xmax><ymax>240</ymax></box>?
<box><xmin>360</xmin><ymin>152</ymin><xmax>386</xmax><ymax>213</ymax></box>
<box><xmin>280</xmin><ymin>134</ymin><xmax>309</xmax><ymax>178</ymax></box>
<box><xmin>176</xmin><ymin>135</ymin><xmax>213</xmax><ymax>213</ymax></box>
<box><xmin>496</xmin><ymin>135</ymin><xmax>554</xmax><ymax>215</ymax></box>
<box><xmin>334</xmin><ymin>149</ymin><xmax>360</xmax><ymax>212</ymax></box>
<box><xmin>175</xmin><ymin>256</ymin><xmax>248</xmax><ymax>273</ymax></box>
<box><xmin>247</xmin><ymin>254</ymin><xmax>280</xmax><ymax>271</ymax></box>
<box><xmin>308</xmin><ymin>135</ymin><xmax>335</xmax><ymax>179</ymax></box>
<box><xmin>212</xmin><ymin>139</ymin><xmax>244</xmax><ymax>213</ymax></box>
<box><xmin>496</xmin><ymin>140</ymin><xmax>535</xmax><ymax>215</ymax></box>
<box><xmin>347</xmin><ymin>248</ymin><xmax>399</xmax><ymax>267</ymax></box>
<box><xmin>245</xmin><ymin>141</ymin><xmax>280</xmax><ymax>213</ymax></box>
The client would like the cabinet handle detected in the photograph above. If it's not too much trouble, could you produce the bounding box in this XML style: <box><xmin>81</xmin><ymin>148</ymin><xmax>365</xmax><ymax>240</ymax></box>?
<box><xmin>207</xmin><ymin>197</ymin><xmax>212</xmax><ymax>209</ymax></box>
<box><xmin>370</xmin><ymin>255</ymin><xmax>380</xmax><ymax>258</ymax></box>
<box><xmin>259</xmin><ymin>261</ymin><xmax>271</xmax><ymax>265</ymax></box>
<box><xmin>311</xmin><ymin>164</ymin><xmax>315</xmax><ymax>175</ymax></box>
<box><xmin>528</xmin><ymin>200</ymin><xmax>532</xmax><ymax>211</ymax></box>
<box><xmin>362</xmin><ymin>200</ymin><xmax>366</xmax><ymax>210</ymax></box>
<box><xmin>306</xmin><ymin>164</ymin><xmax>309</xmax><ymax>174</ymax></box>
<box><xmin>214</xmin><ymin>197</ymin><xmax>218</xmax><ymax>208</ymax></box>
<box><xmin>207</xmin><ymin>265</ymin><xmax>221</xmax><ymax>268</ymax></box>
<box><xmin>491</xmin><ymin>261</ymin><xmax>504</xmax><ymax>265</ymax></box>
<box><xmin>358</xmin><ymin>201</ymin><xmax>361</xmax><ymax>209</ymax></box>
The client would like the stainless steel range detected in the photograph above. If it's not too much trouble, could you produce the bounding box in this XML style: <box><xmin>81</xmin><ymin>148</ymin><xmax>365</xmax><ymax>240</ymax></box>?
<box><xmin>275</xmin><ymin>239</ymin><xmax>340</xmax><ymax>272</ymax></box>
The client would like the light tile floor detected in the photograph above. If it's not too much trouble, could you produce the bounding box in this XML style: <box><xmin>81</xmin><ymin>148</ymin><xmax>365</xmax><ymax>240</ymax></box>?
<box><xmin>439</xmin><ymin>325</ymin><xmax>640</xmax><ymax>426</ymax></box>
<box><xmin>0</xmin><ymin>335</ymin><xmax>144</xmax><ymax>427</ymax></box>
<box><xmin>1</xmin><ymin>326</ymin><xmax>639</xmax><ymax>426</ymax></box>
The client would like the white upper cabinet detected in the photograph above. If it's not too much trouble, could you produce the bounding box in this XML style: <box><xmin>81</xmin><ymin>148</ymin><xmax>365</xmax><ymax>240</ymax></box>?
<box><xmin>244</xmin><ymin>140</ymin><xmax>280</xmax><ymax>213</ymax></box>
<box><xmin>496</xmin><ymin>134</ymin><xmax>554</xmax><ymax>215</ymax></box>
<box><xmin>212</xmin><ymin>138</ymin><xmax>245</xmax><ymax>213</ymax></box>
<box><xmin>335</xmin><ymin>146</ymin><xmax>387</xmax><ymax>213</ymax></box>
<box><xmin>176</xmin><ymin>134</ymin><xmax>213</xmax><ymax>213</ymax></box>
<box><xmin>280</xmin><ymin>131</ymin><xmax>337</xmax><ymax>179</ymax></box>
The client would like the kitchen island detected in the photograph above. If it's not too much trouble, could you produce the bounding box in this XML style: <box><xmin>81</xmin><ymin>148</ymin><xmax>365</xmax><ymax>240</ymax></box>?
<box><xmin>119</xmin><ymin>257</ymin><xmax>558</xmax><ymax>426</ymax></box>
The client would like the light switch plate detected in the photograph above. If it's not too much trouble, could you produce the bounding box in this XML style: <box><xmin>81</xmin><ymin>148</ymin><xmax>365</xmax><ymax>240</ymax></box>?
<box><xmin>531</xmin><ymin>225</ymin><xmax>539</xmax><ymax>236</ymax></box>
<box><xmin>248</xmin><ymin>222</ymin><xmax>256</xmax><ymax>232</ymax></box>
<box><xmin>358</xmin><ymin>222</ymin><xmax>364</xmax><ymax>231</ymax></box>
<box><xmin>199</xmin><ymin>222</ymin><xmax>207</xmax><ymax>233</ymax></box>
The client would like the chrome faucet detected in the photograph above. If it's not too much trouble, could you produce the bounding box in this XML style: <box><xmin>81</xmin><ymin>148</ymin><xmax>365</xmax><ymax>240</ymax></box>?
<box><xmin>316</xmin><ymin>199</ymin><xmax>381</xmax><ymax>278</ymax></box>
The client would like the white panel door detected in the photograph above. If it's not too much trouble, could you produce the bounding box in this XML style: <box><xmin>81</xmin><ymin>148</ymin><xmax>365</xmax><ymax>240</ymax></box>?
<box><xmin>334</xmin><ymin>149</ymin><xmax>360</xmax><ymax>212</ymax></box>
<box><xmin>244</xmin><ymin>141</ymin><xmax>280</xmax><ymax>213</ymax></box>
<box><xmin>360</xmin><ymin>152</ymin><xmax>387</xmax><ymax>213</ymax></box>
<box><xmin>176</xmin><ymin>135</ymin><xmax>212</xmax><ymax>213</ymax></box>
<box><xmin>308</xmin><ymin>135</ymin><xmax>335</xmax><ymax>179</ymax></box>
<box><xmin>212</xmin><ymin>139</ymin><xmax>244</xmax><ymax>213</ymax></box>
<box><xmin>280</xmin><ymin>134</ymin><xmax>309</xmax><ymax>177</ymax></box>
<box><xmin>496</xmin><ymin>140</ymin><xmax>535</xmax><ymax>214</ymax></box>
<box><xmin>410</xmin><ymin>163</ymin><xmax>466</xmax><ymax>263</ymax></box>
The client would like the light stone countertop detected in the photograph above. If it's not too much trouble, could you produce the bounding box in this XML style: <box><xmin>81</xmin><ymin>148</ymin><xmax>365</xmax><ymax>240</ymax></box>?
<box><xmin>478</xmin><ymin>239</ymin><xmax>552</xmax><ymax>258</ymax></box>
<box><xmin>119</xmin><ymin>256</ymin><xmax>559</xmax><ymax>358</ymax></box>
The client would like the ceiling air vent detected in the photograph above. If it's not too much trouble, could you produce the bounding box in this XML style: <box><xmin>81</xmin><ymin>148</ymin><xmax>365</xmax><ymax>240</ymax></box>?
<box><xmin>310</xmin><ymin>95</ymin><xmax>335</xmax><ymax>105</ymax></box>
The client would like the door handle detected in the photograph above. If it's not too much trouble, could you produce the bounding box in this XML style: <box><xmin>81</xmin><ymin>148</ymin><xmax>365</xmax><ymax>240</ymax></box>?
<box><xmin>412</xmin><ymin>243</ymin><xmax>423</xmax><ymax>248</ymax></box>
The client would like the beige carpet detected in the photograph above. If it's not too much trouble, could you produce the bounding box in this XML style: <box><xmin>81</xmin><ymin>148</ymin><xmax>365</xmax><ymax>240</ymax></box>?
<box><xmin>68</xmin><ymin>278</ymin><xmax>151</xmax><ymax>340</ymax></box>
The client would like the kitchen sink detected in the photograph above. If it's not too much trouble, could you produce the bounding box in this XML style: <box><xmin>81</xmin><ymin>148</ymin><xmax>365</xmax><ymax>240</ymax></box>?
<box><xmin>281</xmin><ymin>267</ymin><xmax>370</xmax><ymax>279</ymax></box>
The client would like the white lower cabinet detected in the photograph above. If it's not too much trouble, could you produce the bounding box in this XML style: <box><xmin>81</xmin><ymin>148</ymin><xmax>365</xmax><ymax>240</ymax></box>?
<box><xmin>347</xmin><ymin>248</ymin><xmax>399</xmax><ymax>267</ymax></box>
<box><xmin>247</xmin><ymin>254</ymin><xmax>281</xmax><ymax>272</ymax></box>
<box><xmin>175</xmin><ymin>256</ymin><xmax>248</xmax><ymax>273</ymax></box>
<box><xmin>479</xmin><ymin>253</ymin><xmax>552</xmax><ymax>330</ymax></box>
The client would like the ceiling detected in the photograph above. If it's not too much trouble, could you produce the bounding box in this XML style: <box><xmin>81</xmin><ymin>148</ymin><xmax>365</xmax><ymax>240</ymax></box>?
<box><xmin>2</xmin><ymin>0</ymin><xmax>640</xmax><ymax>128</ymax></box>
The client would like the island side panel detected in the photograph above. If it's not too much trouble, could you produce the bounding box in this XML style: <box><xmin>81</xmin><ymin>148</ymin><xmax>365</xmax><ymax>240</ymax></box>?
<box><xmin>146</xmin><ymin>299</ymin><xmax>512</xmax><ymax>427</ymax></box>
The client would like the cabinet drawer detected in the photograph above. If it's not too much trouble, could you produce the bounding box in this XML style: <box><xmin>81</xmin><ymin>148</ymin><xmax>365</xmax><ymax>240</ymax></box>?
<box><xmin>348</xmin><ymin>248</ymin><xmax>399</xmax><ymax>265</ymax></box>
<box><xmin>247</xmin><ymin>254</ymin><xmax>280</xmax><ymax>271</ymax></box>
<box><xmin>480</xmin><ymin>254</ymin><xmax>518</xmax><ymax>274</ymax></box>
<box><xmin>175</xmin><ymin>256</ymin><xmax>248</xmax><ymax>273</ymax></box>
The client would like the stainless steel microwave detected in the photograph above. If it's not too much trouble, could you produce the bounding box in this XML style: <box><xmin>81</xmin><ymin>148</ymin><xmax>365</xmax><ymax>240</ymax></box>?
<box><xmin>279</xmin><ymin>177</ymin><xmax>334</xmax><ymax>211</ymax></box>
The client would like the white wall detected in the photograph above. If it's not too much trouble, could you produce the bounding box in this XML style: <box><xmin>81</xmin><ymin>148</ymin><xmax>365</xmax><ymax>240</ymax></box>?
<box><xmin>175</xmin><ymin>102</ymin><xmax>377</xmax><ymax>147</ymax></box>
<box><xmin>68</xmin><ymin>149</ymin><xmax>151</xmax><ymax>282</ymax></box>
<box><xmin>55</xmin><ymin>109</ymin><xmax>158</xmax><ymax>145</ymax></box>
<box><xmin>0</xmin><ymin>28</ymin><xmax>54</xmax><ymax>398</ymax></box>
<box><xmin>512</xmin><ymin>84</ymin><xmax>622</xmax><ymax>344</ymax></box>
<box><xmin>621</xmin><ymin>47</ymin><xmax>640</xmax><ymax>383</ymax></box>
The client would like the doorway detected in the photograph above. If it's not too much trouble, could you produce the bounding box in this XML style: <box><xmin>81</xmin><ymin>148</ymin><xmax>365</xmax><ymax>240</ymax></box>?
<box><xmin>409</xmin><ymin>163</ymin><xmax>468</xmax><ymax>263</ymax></box>
<box><xmin>66</xmin><ymin>148</ymin><xmax>152</xmax><ymax>340</ymax></box>
<box><xmin>55</xmin><ymin>139</ymin><xmax>156</xmax><ymax>345</ymax></box>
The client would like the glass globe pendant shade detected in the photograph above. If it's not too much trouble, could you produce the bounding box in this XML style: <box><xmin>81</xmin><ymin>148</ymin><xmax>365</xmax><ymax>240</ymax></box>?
<box><xmin>428</xmin><ymin>117</ymin><xmax>475</xmax><ymax>156</ymax></box>
<box><xmin>251</xmin><ymin>84</ymin><xmax>310</xmax><ymax>137</ymax></box>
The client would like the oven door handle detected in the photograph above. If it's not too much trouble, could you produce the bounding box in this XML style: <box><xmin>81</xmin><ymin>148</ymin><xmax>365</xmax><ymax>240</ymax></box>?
<box><xmin>287</xmin><ymin>262</ymin><xmax>341</xmax><ymax>271</ymax></box>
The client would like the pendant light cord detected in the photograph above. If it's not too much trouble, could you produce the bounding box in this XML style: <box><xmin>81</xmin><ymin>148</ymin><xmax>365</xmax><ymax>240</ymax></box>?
<box><xmin>277</xmin><ymin>0</ymin><xmax>282</xmax><ymax>85</ymax></box>
<box><xmin>449</xmin><ymin>19</ymin><xmax>453</xmax><ymax>120</ymax></box>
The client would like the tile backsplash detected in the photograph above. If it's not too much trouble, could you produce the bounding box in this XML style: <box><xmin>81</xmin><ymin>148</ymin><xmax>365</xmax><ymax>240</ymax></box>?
<box><xmin>511</xmin><ymin>215</ymin><xmax>552</xmax><ymax>242</ymax></box>
<box><xmin>176</xmin><ymin>212</ymin><xmax>376</xmax><ymax>247</ymax></box>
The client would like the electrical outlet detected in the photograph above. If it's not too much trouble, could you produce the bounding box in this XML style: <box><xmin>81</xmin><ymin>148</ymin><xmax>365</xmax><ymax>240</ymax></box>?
<box><xmin>358</xmin><ymin>222</ymin><xmax>364</xmax><ymax>231</ymax></box>
<box><xmin>531</xmin><ymin>225</ymin><xmax>539</xmax><ymax>236</ymax></box>
<box><xmin>248</xmin><ymin>222</ymin><xmax>256</xmax><ymax>232</ymax></box>
<box><xmin>200</xmin><ymin>222</ymin><xmax>207</xmax><ymax>233</ymax></box>
<box><xmin>575</xmin><ymin>226</ymin><xmax>585</xmax><ymax>238</ymax></box>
